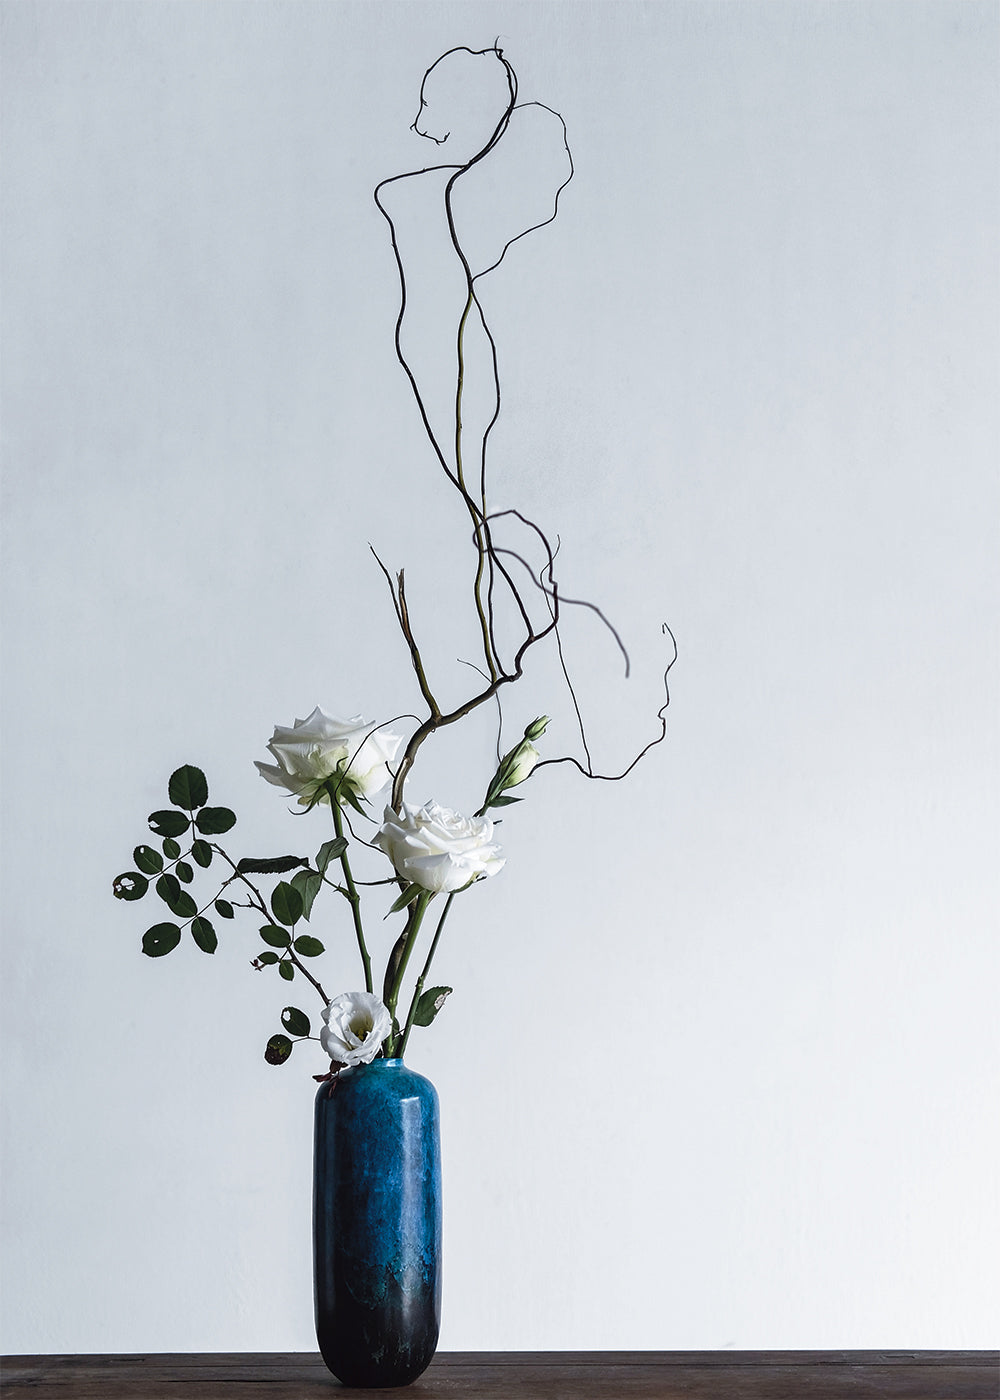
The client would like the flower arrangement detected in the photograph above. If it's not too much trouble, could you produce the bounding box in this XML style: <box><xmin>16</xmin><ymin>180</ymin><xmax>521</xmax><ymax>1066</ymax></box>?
<box><xmin>112</xmin><ymin>42</ymin><xmax>673</xmax><ymax>1082</ymax></box>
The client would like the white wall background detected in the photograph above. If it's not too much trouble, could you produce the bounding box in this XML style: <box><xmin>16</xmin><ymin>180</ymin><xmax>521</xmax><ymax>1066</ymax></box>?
<box><xmin>2</xmin><ymin>0</ymin><xmax>997</xmax><ymax>1354</ymax></box>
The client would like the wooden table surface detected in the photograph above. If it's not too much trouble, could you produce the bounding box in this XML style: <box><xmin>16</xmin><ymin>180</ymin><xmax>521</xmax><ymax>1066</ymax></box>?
<box><xmin>1</xmin><ymin>1351</ymin><xmax>996</xmax><ymax>1399</ymax></box>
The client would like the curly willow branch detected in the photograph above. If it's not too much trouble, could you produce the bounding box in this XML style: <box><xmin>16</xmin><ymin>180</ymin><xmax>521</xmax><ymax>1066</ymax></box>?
<box><xmin>372</xmin><ymin>44</ymin><xmax>669</xmax><ymax>805</ymax></box>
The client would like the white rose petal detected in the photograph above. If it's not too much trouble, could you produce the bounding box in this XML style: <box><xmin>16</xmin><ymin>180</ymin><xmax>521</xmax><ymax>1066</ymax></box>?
<box><xmin>374</xmin><ymin>799</ymin><xmax>505</xmax><ymax>894</ymax></box>
<box><xmin>321</xmin><ymin>991</ymin><xmax>393</xmax><ymax>1067</ymax></box>
<box><xmin>255</xmin><ymin>708</ymin><xmax>403</xmax><ymax>805</ymax></box>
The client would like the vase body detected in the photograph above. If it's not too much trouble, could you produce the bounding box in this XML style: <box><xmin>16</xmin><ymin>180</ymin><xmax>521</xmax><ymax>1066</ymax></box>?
<box><xmin>313</xmin><ymin>1058</ymin><xmax>441</xmax><ymax>1387</ymax></box>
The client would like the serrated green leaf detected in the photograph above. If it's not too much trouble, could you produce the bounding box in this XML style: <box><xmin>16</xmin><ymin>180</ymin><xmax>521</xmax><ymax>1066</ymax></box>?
<box><xmin>264</xmin><ymin>1033</ymin><xmax>293</xmax><ymax>1065</ymax></box>
<box><xmin>175</xmin><ymin>861</ymin><xmax>194</xmax><ymax>884</ymax></box>
<box><xmin>190</xmin><ymin>916</ymin><xmax>217</xmax><ymax>953</ymax></box>
<box><xmin>413</xmin><ymin>985</ymin><xmax>453</xmax><ymax>1028</ymax></box>
<box><xmin>387</xmin><ymin>882</ymin><xmax>426</xmax><ymax>915</ymax></box>
<box><xmin>133</xmin><ymin>845</ymin><xmax>163</xmax><ymax>875</ymax></box>
<box><xmin>236</xmin><ymin>855</ymin><xmax>308</xmax><ymax>875</ymax></box>
<box><xmin>293</xmin><ymin>935</ymin><xmax>324</xmax><ymax>958</ymax></box>
<box><xmin>259</xmin><ymin>924</ymin><xmax>291</xmax><ymax>948</ymax></box>
<box><xmin>148</xmin><ymin>810</ymin><xmax>189</xmax><ymax>838</ymax></box>
<box><xmin>162</xmin><ymin>837</ymin><xmax>181</xmax><ymax>860</ymax></box>
<box><xmin>168</xmin><ymin>765</ymin><xmax>208</xmax><ymax>811</ymax></box>
<box><xmin>278</xmin><ymin>960</ymin><xmax>294</xmax><ymax>981</ymax></box>
<box><xmin>142</xmin><ymin>922</ymin><xmax>182</xmax><ymax>957</ymax></box>
<box><xmin>195</xmin><ymin>807</ymin><xmax>236</xmax><ymax>835</ymax></box>
<box><xmin>270</xmin><ymin>881</ymin><xmax>303</xmax><ymax>927</ymax></box>
<box><xmin>316</xmin><ymin>837</ymin><xmax>348</xmax><ymax>873</ymax></box>
<box><xmin>113</xmin><ymin>871</ymin><xmax>148</xmax><ymax>902</ymax></box>
<box><xmin>281</xmin><ymin>1006</ymin><xmax>311</xmax><ymax>1038</ymax></box>
<box><xmin>255</xmin><ymin>951</ymin><xmax>279</xmax><ymax>965</ymax></box>
<box><xmin>290</xmin><ymin>869</ymin><xmax>322</xmax><ymax>921</ymax></box>
<box><xmin>214</xmin><ymin>898</ymin><xmax>235</xmax><ymax>919</ymax></box>
<box><xmin>191</xmin><ymin>839</ymin><xmax>213</xmax><ymax>868</ymax></box>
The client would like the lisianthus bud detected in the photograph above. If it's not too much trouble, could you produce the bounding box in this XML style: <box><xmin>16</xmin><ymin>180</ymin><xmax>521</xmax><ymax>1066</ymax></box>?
<box><xmin>523</xmin><ymin>716</ymin><xmax>549</xmax><ymax>741</ymax></box>
<box><xmin>503</xmin><ymin>740</ymin><xmax>539</xmax><ymax>788</ymax></box>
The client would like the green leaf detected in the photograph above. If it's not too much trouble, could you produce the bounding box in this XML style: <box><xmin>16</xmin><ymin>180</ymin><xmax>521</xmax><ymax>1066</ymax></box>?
<box><xmin>278</xmin><ymin>960</ymin><xmax>295</xmax><ymax>981</ymax></box>
<box><xmin>264</xmin><ymin>1033</ymin><xmax>293</xmax><ymax>1065</ymax></box>
<box><xmin>113</xmin><ymin>871</ymin><xmax>148</xmax><ymax>902</ymax></box>
<box><xmin>168</xmin><ymin>765</ymin><xmax>208</xmax><ymax>811</ymax></box>
<box><xmin>162</xmin><ymin>837</ymin><xmax>181</xmax><ymax>860</ymax></box>
<box><xmin>290</xmin><ymin>869</ymin><xmax>322</xmax><ymax>921</ymax></box>
<box><xmin>190</xmin><ymin>916</ymin><xmax>217</xmax><ymax>954</ymax></box>
<box><xmin>316</xmin><ymin>837</ymin><xmax>348</xmax><ymax>873</ymax></box>
<box><xmin>195</xmin><ymin>807</ymin><xmax>237</xmax><ymax>835</ymax></box>
<box><xmin>214</xmin><ymin>898</ymin><xmax>235</xmax><ymax>919</ymax></box>
<box><xmin>413</xmin><ymin>985</ymin><xmax>453</xmax><ymax>1028</ymax></box>
<box><xmin>236</xmin><ymin>855</ymin><xmax>308</xmax><ymax>875</ymax></box>
<box><xmin>149</xmin><ymin>810</ymin><xmax>189</xmax><ymax>838</ymax></box>
<box><xmin>489</xmin><ymin>794</ymin><xmax>523</xmax><ymax>808</ymax></box>
<box><xmin>255</xmin><ymin>950</ymin><xmax>279</xmax><ymax>965</ymax></box>
<box><xmin>191</xmin><ymin>840</ymin><xmax>213</xmax><ymax>869</ymax></box>
<box><xmin>270</xmin><ymin>881</ymin><xmax>303</xmax><ymax>927</ymax></box>
<box><xmin>156</xmin><ymin>872</ymin><xmax>180</xmax><ymax>904</ymax></box>
<box><xmin>293</xmin><ymin>935</ymin><xmax>324</xmax><ymax>958</ymax></box>
<box><xmin>155</xmin><ymin>874</ymin><xmax>196</xmax><ymax>919</ymax></box>
<box><xmin>387</xmin><ymin>882</ymin><xmax>426</xmax><ymax>915</ymax></box>
<box><xmin>142</xmin><ymin>922</ymin><xmax>182</xmax><ymax>957</ymax></box>
<box><xmin>281</xmin><ymin>1006</ymin><xmax>311</xmax><ymax>1038</ymax></box>
<box><xmin>133</xmin><ymin>845</ymin><xmax>163</xmax><ymax>875</ymax></box>
<box><xmin>175</xmin><ymin>861</ymin><xmax>194</xmax><ymax>884</ymax></box>
<box><xmin>259</xmin><ymin>924</ymin><xmax>291</xmax><ymax>948</ymax></box>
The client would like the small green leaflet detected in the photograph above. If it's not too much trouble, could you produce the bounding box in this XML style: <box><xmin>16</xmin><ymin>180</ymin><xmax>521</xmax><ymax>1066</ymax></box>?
<box><xmin>413</xmin><ymin>986</ymin><xmax>453</xmax><ymax>1028</ymax></box>
<box><xmin>281</xmin><ymin>1006</ymin><xmax>311</xmax><ymax>1038</ymax></box>
<box><xmin>168</xmin><ymin>765</ymin><xmax>208</xmax><ymax>812</ymax></box>
<box><xmin>264</xmin><ymin>1034</ymin><xmax>293</xmax><ymax>1065</ymax></box>
<box><xmin>113</xmin><ymin>872</ymin><xmax>148</xmax><ymax>902</ymax></box>
<box><xmin>142</xmin><ymin>922</ymin><xmax>182</xmax><ymax>957</ymax></box>
<box><xmin>190</xmin><ymin>917</ymin><xmax>217</xmax><ymax>954</ymax></box>
<box><xmin>316</xmin><ymin>837</ymin><xmax>347</xmax><ymax>873</ymax></box>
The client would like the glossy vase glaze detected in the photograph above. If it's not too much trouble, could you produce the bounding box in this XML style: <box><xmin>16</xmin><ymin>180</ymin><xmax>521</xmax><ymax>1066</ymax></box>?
<box><xmin>313</xmin><ymin>1058</ymin><xmax>441</xmax><ymax>1387</ymax></box>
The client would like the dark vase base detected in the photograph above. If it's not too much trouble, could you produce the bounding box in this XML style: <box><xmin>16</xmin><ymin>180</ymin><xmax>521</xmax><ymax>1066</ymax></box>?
<box><xmin>317</xmin><ymin>1269</ymin><xmax>439</xmax><ymax>1387</ymax></box>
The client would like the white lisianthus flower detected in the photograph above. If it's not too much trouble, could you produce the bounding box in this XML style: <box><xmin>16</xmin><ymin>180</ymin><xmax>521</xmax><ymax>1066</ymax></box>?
<box><xmin>321</xmin><ymin>991</ymin><xmax>393</xmax><ymax>1067</ymax></box>
<box><xmin>255</xmin><ymin>708</ymin><xmax>402</xmax><ymax>805</ymax></box>
<box><xmin>374</xmin><ymin>800</ymin><xmax>505</xmax><ymax>894</ymax></box>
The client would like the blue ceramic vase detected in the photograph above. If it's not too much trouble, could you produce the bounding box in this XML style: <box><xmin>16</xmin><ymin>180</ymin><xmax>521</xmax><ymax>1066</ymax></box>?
<box><xmin>313</xmin><ymin>1058</ymin><xmax>442</xmax><ymax>1387</ymax></box>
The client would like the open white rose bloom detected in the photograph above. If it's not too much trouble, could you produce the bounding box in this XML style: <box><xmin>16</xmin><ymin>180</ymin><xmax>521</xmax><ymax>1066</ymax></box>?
<box><xmin>255</xmin><ymin>707</ymin><xmax>402</xmax><ymax>804</ymax></box>
<box><xmin>374</xmin><ymin>800</ymin><xmax>506</xmax><ymax>894</ymax></box>
<box><xmin>321</xmin><ymin>991</ymin><xmax>393</xmax><ymax>1067</ymax></box>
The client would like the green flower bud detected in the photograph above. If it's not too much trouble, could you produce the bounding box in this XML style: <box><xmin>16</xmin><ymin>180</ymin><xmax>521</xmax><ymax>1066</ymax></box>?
<box><xmin>523</xmin><ymin>715</ymin><xmax>550</xmax><ymax>742</ymax></box>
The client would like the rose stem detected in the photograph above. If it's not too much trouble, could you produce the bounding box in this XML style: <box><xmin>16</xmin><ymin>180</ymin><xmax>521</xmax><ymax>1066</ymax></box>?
<box><xmin>398</xmin><ymin>892</ymin><xmax>456</xmax><ymax>1058</ymax></box>
<box><xmin>329</xmin><ymin>796</ymin><xmax>373</xmax><ymax>995</ymax></box>
<box><xmin>384</xmin><ymin>891</ymin><xmax>433</xmax><ymax>1054</ymax></box>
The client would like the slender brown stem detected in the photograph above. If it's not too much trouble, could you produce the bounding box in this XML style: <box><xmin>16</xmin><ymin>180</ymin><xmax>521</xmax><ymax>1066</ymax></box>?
<box><xmin>211</xmin><ymin>844</ymin><xmax>329</xmax><ymax>1004</ymax></box>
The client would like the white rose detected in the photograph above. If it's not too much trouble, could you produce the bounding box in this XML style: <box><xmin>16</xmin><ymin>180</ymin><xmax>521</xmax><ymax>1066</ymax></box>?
<box><xmin>321</xmin><ymin>991</ymin><xmax>393</xmax><ymax>1067</ymax></box>
<box><xmin>255</xmin><ymin>707</ymin><xmax>402</xmax><ymax>805</ymax></box>
<box><xmin>374</xmin><ymin>799</ymin><xmax>506</xmax><ymax>894</ymax></box>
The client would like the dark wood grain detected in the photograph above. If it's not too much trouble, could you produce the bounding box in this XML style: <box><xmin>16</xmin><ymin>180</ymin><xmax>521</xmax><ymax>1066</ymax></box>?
<box><xmin>1</xmin><ymin>1351</ymin><xmax>996</xmax><ymax>1399</ymax></box>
